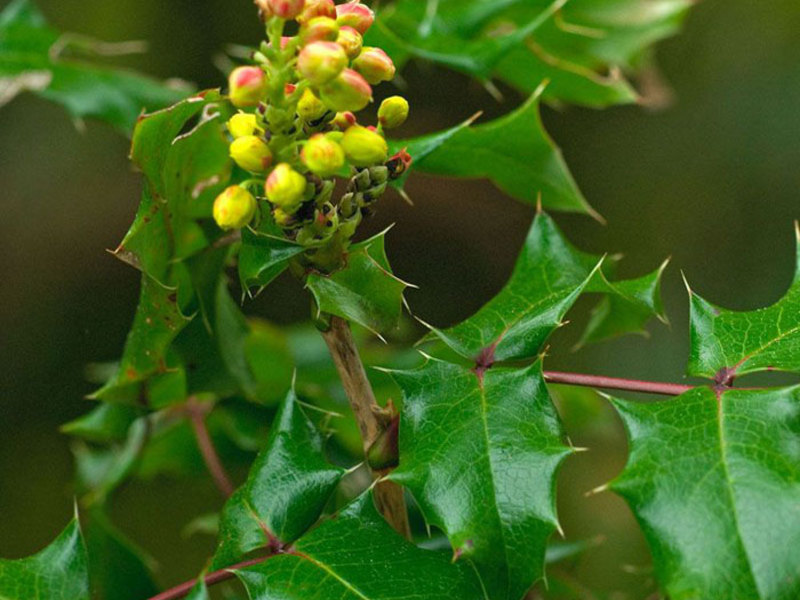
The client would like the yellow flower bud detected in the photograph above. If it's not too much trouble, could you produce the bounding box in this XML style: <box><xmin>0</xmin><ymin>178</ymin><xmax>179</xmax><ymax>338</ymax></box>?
<box><xmin>341</xmin><ymin>125</ymin><xmax>388</xmax><ymax>167</ymax></box>
<box><xmin>302</xmin><ymin>134</ymin><xmax>345</xmax><ymax>177</ymax></box>
<box><xmin>265</xmin><ymin>163</ymin><xmax>307</xmax><ymax>209</ymax></box>
<box><xmin>319</xmin><ymin>68</ymin><xmax>372</xmax><ymax>113</ymax></box>
<box><xmin>335</xmin><ymin>26</ymin><xmax>363</xmax><ymax>59</ymax></box>
<box><xmin>297</xmin><ymin>41</ymin><xmax>348</xmax><ymax>85</ymax></box>
<box><xmin>378</xmin><ymin>96</ymin><xmax>409</xmax><ymax>129</ymax></box>
<box><xmin>300</xmin><ymin>16</ymin><xmax>339</xmax><ymax>44</ymax></box>
<box><xmin>213</xmin><ymin>186</ymin><xmax>257</xmax><ymax>230</ymax></box>
<box><xmin>229</xmin><ymin>136</ymin><xmax>273</xmax><ymax>173</ymax></box>
<box><xmin>352</xmin><ymin>47</ymin><xmax>395</xmax><ymax>85</ymax></box>
<box><xmin>296</xmin><ymin>0</ymin><xmax>335</xmax><ymax>25</ymax></box>
<box><xmin>335</xmin><ymin>2</ymin><xmax>374</xmax><ymax>34</ymax></box>
<box><xmin>227</xmin><ymin>112</ymin><xmax>261</xmax><ymax>138</ymax></box>
<box><xmin>273</xmin><ymin>207</ymin><xmax>298</xmax><ymax>228</ymax></box>
<box><xmin>297</xmin><ymin>88</ymin><xmax>328</xmax><ymax>122</ymax></box>
<box><xmin>228</xmin><ymin>66</ymin><xmax>268</xmax><ymax>108</ymax></box>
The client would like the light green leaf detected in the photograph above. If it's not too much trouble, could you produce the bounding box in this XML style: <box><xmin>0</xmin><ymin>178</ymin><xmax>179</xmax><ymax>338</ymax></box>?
<box><xmin>213</xmin><ymin>389</ymin><xmax>344</xmax><ymax>569</ymax></box>
<box><xmin>185</xmin><ymin>578</ymin><xmax>210</xmax><ymax>600</ymax></box>
<box><xmin>235</xmin><ymin>491</ymin><xmax>485</xmax><ymax>600</ymax></box>
<box><xmin>611</xmin><ymin>386</ymin><xmax>800</xmax><ymax>600</ymax></box>
<box><xmin>388</xmin><ymin>358</ymin><xmax>572</xmax><ymax>600</ymax></box>
<box><xmin>307</xmin><ymin>231</ymin><xmax>409</xmax><ymax>336</ymax></box>
<box><xmin>688</xmin><ymin>228</ymin><xmax>800</xmax><ymax>379</ymax></box>
<box><xmin>0</xmin><ymin>0</ymin><xmax>191</xmax><ymax>133</ymax></box>
<box><xmin>0</xmin><ymin>518</ymin><xmax>89</xmax><ymax>600</ymax></box>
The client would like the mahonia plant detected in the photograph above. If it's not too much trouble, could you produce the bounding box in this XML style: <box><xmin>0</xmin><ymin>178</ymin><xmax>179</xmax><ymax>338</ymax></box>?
<box><xmin>1</xmin><ymin>1</ymin><xmax>799</xmax><ymax>600</ymax></box>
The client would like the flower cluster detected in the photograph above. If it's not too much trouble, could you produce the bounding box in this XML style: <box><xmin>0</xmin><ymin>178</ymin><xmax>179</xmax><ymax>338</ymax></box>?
<box><xmin>212</xmin><ymin>0</ymin><xmax>411</xmax><ymax>272</ymax></box>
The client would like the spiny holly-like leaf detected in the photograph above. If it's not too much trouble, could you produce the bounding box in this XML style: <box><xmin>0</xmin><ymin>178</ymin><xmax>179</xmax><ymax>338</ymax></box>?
<box><xmin>688</xmin><ymin>227</ymin><xmax>800</xmax><ymax>379</ymax></box>
<box><xmin>307</xmin><ymin>231</ymin><xmax>410</xmax><ymax>336</ymax></box>
<box><xmin>610</xmin><ymin>386</ymin><xmax>800</xmax><ymax>600</ymax></box>
<box><xmin>61</xmin><ymin>403</ymin><xmax>141</xmax><ymax>443</ymax></box>
<box><xmin>0</xmin><ymin>518</ymin><xmax>89</xmax><ymax>600</ymax></box>
<box><xmin>388</xmin><ymin>358</ymin><xmax>572</xmax><ymax>600</ymax></box>
<box><xmin>235</xmin><ymin>491</ymin><xmax>485</xmax><ymax>600</ymax></box>
<box><xmin>212</xmin><ymin>389</ymin><xmax>344</xmax><ymax>569</ymax></box>
<box><xmin>394</xmin><ymin>88</ymin><xmax>595</xmax><ymax>216</ymax></box>
<box><xmin>0</xmin><ymin>0</ymin><xmax>191</xmax><ymax>133</ymax></box>
<box><xmin>427</xmin><ymin>211</ymin><xmax>666</xmax><ymax>362</ymax></box>
<box><xmin>239</xmin><ymin>211</ymin><xmax>306</xmax><ymax>294</ymax></box>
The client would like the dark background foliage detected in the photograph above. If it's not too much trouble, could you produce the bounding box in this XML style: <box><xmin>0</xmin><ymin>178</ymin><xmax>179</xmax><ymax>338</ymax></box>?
<box><xmin>1</xmin><ymin>0</ymin><xmax>798</xmax><ymax>596</ymax></box>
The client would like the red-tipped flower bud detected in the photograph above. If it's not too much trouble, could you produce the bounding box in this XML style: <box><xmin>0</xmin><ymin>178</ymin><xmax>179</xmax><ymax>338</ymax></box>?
<box><xmin>265</xmin><ymin>163</ymin><xmax>307</xmax><ymax>209</ymax></box>
<box><xmin>297</xmin><ymin>41</ymin><xmax>348</xmax><ymax>85</ymax></box>
<box><xmin>378</xmin><ymin>96</ymin><xmax>409</xmax><ymax>129</ymax></box>
<box><xmin>352</xmin><ymin>47</ymin><xmax>395</xmax><ymax>85</ymax></box>
<box><xmin>296</xmin><ymin>0</ymin><xmax>336</xmax><ymax>24</ymax></box>
<box><xmin>386</xmin><ymin>148</ymin><xmax>413</xmax><ymax>179</ymax></box>
<box><xmin>297</xmin><ymin>88</ymin><xmax>328</xmax><ymax>122</ymax></box>
<box><xmin>333</xmin><ymin>111</ymin><xmax>357</xmax><ymax>129</ymax></box>
<box><xmin>342</xmin><ymin>125</ymin><xmax>388</xmax><ymax>166</ymax></box>
<box><xmin>302</xmin><ymin>134</ymin><xmax>345</xmax><ymax>177</ymax></box>
<box><xmin>335</xmin><ymin>26</ymin><xmax>363</xmax><ymax>59</ymax></box>
<box><xmin>319</xmin><ymin>68</ymin><xmax>372</xmax><ymax>112</ymax></box>
<box><xmin>213</xmin><ymin>186</ymin><xmax>257</xmax><ymax>230</ymax></box>
<box><xmin>228</xmin><ymin>66</ymin><xmax>268</xmax><ymax>108</ymax></box>
<box><xmin>300</xmin><ymin>16</ymin><xmax>339</xmax><ymax>44</ymax></box>
<box><xmin>267</xmin><ymin>0</ymin><xmax>305</xmax><ymax>19</ymax></box>
<box><xmin>227</xmin><ymin>112</ymin><xmax>262</xmax><ymax>138</ymax></box>
<box><xmin>229</xmin><ymin>136</ymin><xmax>273</xmax><ymax>173</ymax></box>
<box><xmin>335</xmin><ymin>2</ymin><xmax>374</xmax><ymax>34</ymax></box>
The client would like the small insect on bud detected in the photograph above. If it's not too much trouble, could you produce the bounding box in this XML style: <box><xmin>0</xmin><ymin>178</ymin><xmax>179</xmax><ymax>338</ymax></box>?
<box><xmin>267</xmin><ymin>0</ymin><xmax>305</xmax><ymax>19</ymax></box>
<box><xmin>378</xmin><ymin>96</ymin><xmax>409</xmax><ymax>129</ymax></box>
<box><xmin>342</xmin><ymin>125</ymin><xmax>388</xmax><ymax>167</ymax></box>
<box><xmin>319</xmin><ymin>68</ymin><xmax>372</xmax><ymax>112</ymax></box>
<box><xmin>335</xmin><ymin>2</ymin><xmax>374</xmax><ymax>34</ymax></box>
<box><xmin>228</xmin><ymin>66</ymin><xmax>268</xmax><ymax>108</ymax></box>
<box><xmin>300</xmin><ymin>16</ymin><xmax>339</xmax><ymax>44</ymax></box>
<box><xmin>265</xmin><ymin>163</ymin><xmax>307</xmax><ymax>209</ymax></box>
<box><xmin>296</xmin><ymin>0</ymin><xmax>336</xmax><ymax>25</ymax></box>
<box><xmin>352</xmin><ymin>47</ymin><xmax>395</xmax><ymax>84</ymax></box>
<box><xmin>335</xmin><ymin>26</ymin><xmax>363</xmax><ymax>59</ymax></box>
<box><xmin>297</xmin><ymin>88</ymin><xmax>328</xmax><ymax>122</ymax></box>
<box><xmin>302</xmin><ymin>134</ymin><xmax>345</xmax><ymax>177</ymax></box>
<box><xmin>213</xmin><ymin>186</ymin><xmax>257</xmax><ymax>230</ymax></box>
<box><xmin>227</xmin><ymin>112</ymin><xmax>262</xmax><ymax>138</ymax></box>
<box><xmin>229</xmin><ymin>136</ymin><xmax>273</xmax><ymax>173</ymax></box>
<box><xmin>297</xmin><ymin>41</ymin><xmax>348</xmax><ymax>85</ymax></box>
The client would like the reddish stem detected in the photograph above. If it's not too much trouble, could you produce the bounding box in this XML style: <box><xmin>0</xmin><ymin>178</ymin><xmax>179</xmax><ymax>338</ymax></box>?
<box><xmin>543</xmin><ymin>371</ymin><xmax>694</xmax><ymax>396</ymax></box>
<box><xmin>187</xmin><ymin>401</ymin><xmax>235</xmax><ymax>498</ymax></box>
<box><xmin>147</xmin><ymin>556</ymin><xmax>270</xmax><ymax>600</ymax></box>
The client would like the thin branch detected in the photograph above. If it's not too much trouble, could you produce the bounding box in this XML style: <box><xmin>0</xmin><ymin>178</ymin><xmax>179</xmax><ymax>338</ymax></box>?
<box><xmin>320</xmin><ymin>316</ymin><xmax>411</xmax><ymax>539</ymax></box>
<box><xmin>147</xmin><ymin>556</ymin><xmax>270</xmax><ymax>600</ymax></box>
<box><xmin>543</xmin><ymin>371</ymin><xmax>694</xmax><ymax>396</ymax></box>
<box><xmin>187</xmin><ymin>400</ymin><xmax>235</xmax><ymax>498</ymax></box>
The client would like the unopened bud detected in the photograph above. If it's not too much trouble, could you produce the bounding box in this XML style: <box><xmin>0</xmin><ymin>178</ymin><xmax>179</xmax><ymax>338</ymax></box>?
<box><xmin>297</xmin><ymin>41</ymin><xmax>348</xmax><ymax>85</ymax></box>
<box><xmin>254</xmin><ymin>0</ymin><xmax>273</xmax><ymax>20</ymax></box>
<box><xmin>335</xmin><ymin>26</ymin><xmax>363</xmax><ymax>59</ymax></box>
<box><xmin>227</xmin><ymin>112</ymin><xmax>262</xmax><ymax>138</ymax></box>
<box><xmin>267</xmin><ymin>0</ymin><xmax>305</xmax><ymax>19</ymax></box>
<box><xmin>213</xmin><ymin>186</ymin><xmax>257</xmax><ymax>230</ymax></box>
<box><xmin>273</xmin><ymin>207</ymin><xmax>298</xmax><ymax>228</ymax></box>
<box><xmin>342</xmin><ymin>125</ymin><xmax>388</xmax><ymax>166</ymax></box>
<box><xmin>300</xmin><ymin>16</ymin><xmax>339</xmax><ymax>44</ymax></box>
<box><xmin>319</xmin><ymin>68</ymin><xmax>372</xmax><ymax>112</ymax></box>
<box><xmin>297</xmin><ymin>0</ymin><xmax>335</xmax><ymax>24</ymax></box>
<box><xmin>228</xmin><ymin>66</ymin><xmax>268</xmax><ymax>108</ymax></box>
<box><xmin>302</xmin><ymin>134</ymin><xmax>345</xmax><ymax>177</ymax></box>
<box><xmin>230</xmin><ymin>136</ymin><xmax>273</xmax><ymax>173</ymax></box>
<box><xmin>332</xmin><ymin>111</ymin><xmax>357</xmax><ymax>130</ymax></box>
<box><xmin>378</xmin><ymin>96</ymin><xmax>409</xmax><ymax>129</ymax></box>
<box><xmin>335</xmin><ymin>2</ymin><xmax>374</xmax><ymax>34</ymax></box>
<box><xmin>297</xmin><ymin>88</ymin><xmax>328</xmax><ymax>122</ymax></box>
<box><xmin>265</xmin><ymin>163</ymin><xmax>307</xmax><ymax>209</ymax></box>
<box><xmin>352</xmin><ymin>47</ymin><xmax>395</xmax><ymax>84</ymax></box>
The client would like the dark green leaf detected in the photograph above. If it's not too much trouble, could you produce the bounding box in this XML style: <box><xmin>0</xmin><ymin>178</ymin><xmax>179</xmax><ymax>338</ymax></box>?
<box><xmin>61</xmin><ymin>403</ymin><xmax>141</xmax><ymax>443</ymax></box>
<box><xmin>0</xmin><ymin>0</ymin><xmax>191</xmax><ymax>133</ymax></box>
<box><xmin>388</xmin><ymin>358</ymin><xmax>572</xmax><ymax>599</ymax></box>
<box><xmin>0</xmin><ymin>518</ymin><xmax>89</xmax><ymax>600</ymax></box>
<box><xmin>239</xmin><ymin>215</ymin><xmax>306</xmax><ymax>293</ymax></box>
<box><xmin>611</xmin><ymin>386</ymin><xmax>800</xmax><ymax>600</ymax></box>
<box><xmin>307</xmin><ymin>231</ymin><xmax>409</xmax><ymax>336</ymax></box>
<box><xmin>213</xmin><ymin>389</ymin><xmax>344</xmax><ymax>569</ymax></box>
<box><xmin>235</xmin><ymin>492</ymin><xmax>485</xmax><ymax>600</ymax></box>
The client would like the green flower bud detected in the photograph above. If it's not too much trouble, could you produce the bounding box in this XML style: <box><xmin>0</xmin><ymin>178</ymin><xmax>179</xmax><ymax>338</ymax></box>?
<box><xmin>296</xmin><ymin>0</ymin><xmax>335</xmax><ymax>25</ymax></box>
<box><xmin>300</xmin><ymin>16</ymin><xmax>339</xmax><ymax>44</ymax></box>
<box><xmin>352</xmin><ymin>47</ymin><xmax>395</xmax><ymax>85</ymax></box>
<box><xmin>378</xmin><ymin>96</ymin><xmax>409</xmax><ymax>129</ymax></box>
<box><xmin>342</xmin><ymin>125</ymin><xmax>388</xmax><ymax>166</ymax></box>
<box><xmin>297</xmin><ymin>41</ymin><xmax>348</xmax><ymax>85</ymax></box>
<box><xmin>335</xmin><ymin>2</ymin><xmax>374</xmax><ymax>34</ymax></box>
<box><xmin>338</xmin><ymin>208</ymin><xmax>362</xmax><ymax>239</ymax></box>
<box><xmin>302</xmin><ymin>134</ymin><xmax>345</xmax><ymax>177</ymax></box>
<box><xmin>335</xmin><ymin>26</ymin><xmax>363</xmax><ymax>59</ymax></box>
<box><xmin>227</xmin><ymin>112</ymin><xmax>262</xmax><ymax>138</ymax></box>
<box><xmin>229</xmin><ymin>135</ymin><xmax>273</xmax><ymax>173</ymax></box>
<box><xmin>319</xmin><ymin>69</ymin><xmax>372</xmax><ymax>112</ymax></box>
<box><xmin>266</xmin><ymin>163</ymin><xmax>307</xmax><ymax>210</ymax></box>
<box><xmin>213</xmin><ymin>186</ymin><xmax>257</xmax><ymax>230</ymax></box>
<box><xmin>267</xmin><ymin>0</ymin><xmax>305</xmax><ymax>19</ymax></box>
<box><xmin>369</xmin><ymin>165</ymin><xmax>390</xmax><ymax>185</ymax></box>
<box><xmin>297</xmin><ymin>88</ymin><xmax>328</xmax><ymax>122</ymax></box>
<box><xmin>228</xmin><ymin>66</ymin><xmax>268</xmax><ymax>108</ymax></box>
<box><xmin>273</xmin><ymin>207</ymin><xmax>299</xmax><ymax>228</ymax></box>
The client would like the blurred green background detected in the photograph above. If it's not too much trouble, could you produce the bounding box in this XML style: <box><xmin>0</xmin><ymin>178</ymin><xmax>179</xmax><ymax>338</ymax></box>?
<box><xmin>1</xmin><ymin>0</ymin><xmax>798</xmax><ymax>597</ymax></box>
